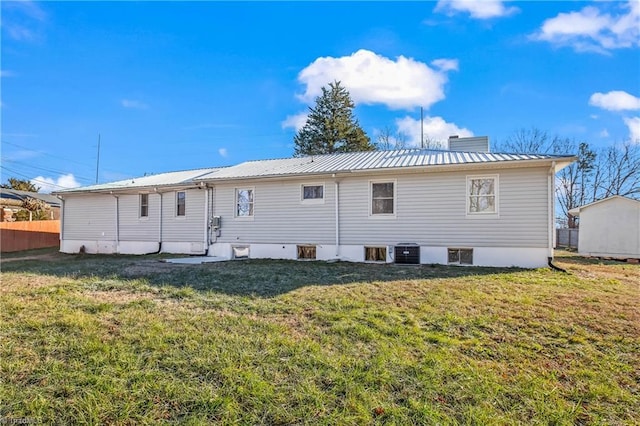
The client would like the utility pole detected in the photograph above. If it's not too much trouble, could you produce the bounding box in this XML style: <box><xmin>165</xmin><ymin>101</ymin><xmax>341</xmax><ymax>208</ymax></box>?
<box><xmin>420</xmin><ymin>107</ymin><xmax>424</xmax><ymax>148</ymax></box>
<box><xmin>95</xmin><ymin>134</ymin><xmax>101</xmax><ymax>184</ymax></box>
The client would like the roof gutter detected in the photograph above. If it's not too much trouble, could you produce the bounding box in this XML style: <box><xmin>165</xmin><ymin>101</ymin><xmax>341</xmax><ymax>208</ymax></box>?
<box><xmin>52</xmin><ymin>184</ymin><xmax>203</xmax><ymax>196</ymax></box>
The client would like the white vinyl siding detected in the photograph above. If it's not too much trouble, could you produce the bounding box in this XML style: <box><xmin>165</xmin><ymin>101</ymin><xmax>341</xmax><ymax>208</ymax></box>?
<box><xmin>339</xmin><ymin>167</ymin><xmax>549</xmax><ymax>248</ymax></box>
<box><xmin>119</xmin><ymin>194</ymin><xmax>160</xmax><ymax>242</ymax></box>
<box><xmin>62</xmin><ymin>195</ymin><xmax>117</xmax><ymax>240</ymax></box>
<box><xmin>214</xmin><ymin>179</ymin><xmax>335</xmax><ymax>244</ymax></box>
<box><xmin>162</xmin><ymin>189</ymin><xmax>206</xmax><ymax>242</ymax></box>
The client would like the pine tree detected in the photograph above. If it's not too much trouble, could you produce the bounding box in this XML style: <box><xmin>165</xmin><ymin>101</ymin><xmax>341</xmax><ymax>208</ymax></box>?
<box><xmin>293</xmin><ymin>81</ymin><xmax>374</xmax><ymax>157</ymax></box>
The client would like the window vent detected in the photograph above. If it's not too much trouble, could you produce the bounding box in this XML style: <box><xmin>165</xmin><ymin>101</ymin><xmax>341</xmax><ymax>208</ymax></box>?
<box><xmin>232</xmin><ymin>246</ymin><xmax>250</xmax><ymax>259</ymax></box>
<box><xmin>448</xmin><ymin>248</ymin><xmax>473</xmax><ymax>265</ymax></box>
<box><xmin>394</xmin><ymin>244</ymin><xmax>420</xmax><ymax>264</ymax></box>
<box><xmin>297</xmin><ymin>245</ymin><xmax>316</xmax><ymax>260</ymax></box>
<box><xmin>365</xmin><ymin>246</ymin><xmax>387</xmax><ymax>262</ymax></box>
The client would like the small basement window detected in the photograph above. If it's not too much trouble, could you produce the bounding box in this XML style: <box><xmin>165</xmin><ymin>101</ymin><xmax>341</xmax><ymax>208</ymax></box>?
<box><xmin>302</xmin><ymin>184</ymin><xmax>324</xmax><ymax>202</ymax></box>
<box><xmin>297</xmin><ymin>245</ymin><xmax>316</xmax><ymax>260</ymax></box>
<box><xmin>448</xmin><ymin>248</ymin><xmax>473</xmax><ymax>265</ymax></box>
<box><xmin>365</xmin><ymin>246</ymin><xmax>387</xmax><ymax>262</ymax></box>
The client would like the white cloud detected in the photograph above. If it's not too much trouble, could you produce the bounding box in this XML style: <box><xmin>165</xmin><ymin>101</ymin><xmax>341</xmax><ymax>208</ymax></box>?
<box><xmin>533</xmin><ymin>1</ymin><xmax>640</xmax><ymax>53</ymax></box>
<box><xmin>430</xmin><ymin>58</ymin><xmax>459</xmax><ymax>72</ymax></box>
<box><xmin>8</xmin><ymin>0</ymin><xmax>47</xmax><ymax>21</ymax></box>
<box><xmin>297</xmin><ymin>49</ymin><xmax>458</xmax><ymax>110</ymax></box>
<box><xmin>121</xmin><ymin>99</ymin><xmax>149</xmax><ymax>109</ymax></box>
<box><xmin>395</xmin><ymin>116</ymin><xmax>473</xmax><ymax>147</ymax></box>
<box><xmin>599</xmin><ymin>129</ymin><xmax>609</xmax><ymax>138</ymax></box>
<box><xmin>623</xmin><ymin>117</ymin><xmax>640</xmax><ymax>143</ymax></box>
<box><xmin>589</xmin><ymin>91</ymin><xmax>640</xmax><ymax>111</ymax></box>
<box><xmin>434</xmin><ymin>0</ymin><xmax>519</xmax><ymax>19</ymax></box>
<box><xmin>1</xmin><ymin>70</ymin><xmax>16</xmax><ymax>78</ymax></box>
<box><xmin>1</xmin><ymin>0</ymin><xmax>46</xmax><ymax>42</ymax></box>
<box><xmin>281</xmin><ymin>112</ymin><xmax>308</xmax><ymax>131</ymax></box>
<box><xmin>32</xmin><ymin>174</ymin><xmax>81</xmax><ymax>193</ymax></box>
<box><xmin>218</xmin><ymin>148</ymin><xmax>228</xmax><ymax>158</ymax></box>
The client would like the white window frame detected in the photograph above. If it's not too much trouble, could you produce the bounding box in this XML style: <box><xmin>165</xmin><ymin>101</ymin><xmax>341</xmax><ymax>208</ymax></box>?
<box><xmin>176</xmin><ymin>191</ymin><xmax>186</xmax><ymax>217</ymax></box>
<box><xmin>369</xmin><ymin>179</ymin><xmax>397</xmax><ymax>218</ymax></box>
<box><xmin>466</xmin><ymin>174</ymin><xmax>499</xmax><ymax>218</ymax></box>
<box><xmin>235</xmin><ymin>187</ymin><xmax>255</xmax><ymax>219</ymax></box>
<box><xmin>139</xmin><ymin>193</ymin><xmax>149</xmax><ymax>219</ymax></box>
<box><xmin>301</xmin><ymin>183</ymin><xmax>325</xmax><ymax>204</ymax></box>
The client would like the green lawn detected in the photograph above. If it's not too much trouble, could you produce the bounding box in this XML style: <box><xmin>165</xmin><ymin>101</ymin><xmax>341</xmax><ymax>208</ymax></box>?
<box><xmin>1</xmin><ymin>250</ymin><xmax>638</xmax><ymax>425</ymax></box>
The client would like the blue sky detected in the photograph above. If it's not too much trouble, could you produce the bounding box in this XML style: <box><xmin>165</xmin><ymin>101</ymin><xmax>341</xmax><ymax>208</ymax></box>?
<box><xmin>1</xmin><ymin>1</ymin><xmax>639</xmax><ymax>192</ymax></box>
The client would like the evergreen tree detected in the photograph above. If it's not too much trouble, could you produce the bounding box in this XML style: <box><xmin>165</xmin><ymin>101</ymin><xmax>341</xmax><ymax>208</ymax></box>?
<box><xmin>293</xmin><ymin>81</ymin><xmax>374</xmax><ymax>157</ymax></box>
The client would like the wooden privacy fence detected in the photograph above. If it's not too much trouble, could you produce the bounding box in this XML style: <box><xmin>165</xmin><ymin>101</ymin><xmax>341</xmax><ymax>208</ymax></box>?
<box><xmin>556</xmin><ymin>228</ymin><xmax>579</xmax><ymax>250</ymax></box>
<box><xmin>0</xmin><ymin>220</ymin><xmax>60</xmax><ymax>253</ymax></box>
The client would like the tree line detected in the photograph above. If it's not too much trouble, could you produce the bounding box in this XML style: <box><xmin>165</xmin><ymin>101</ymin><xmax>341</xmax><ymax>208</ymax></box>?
<box><xmin>494</xmin><ymin>128</ymin><xmax>639</xmax><ymax>228</ymax></box>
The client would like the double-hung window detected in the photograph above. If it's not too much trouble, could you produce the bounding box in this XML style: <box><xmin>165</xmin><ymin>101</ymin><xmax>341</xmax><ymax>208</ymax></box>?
<box><xmin>140</xmin><ymin>194</ymin><xmax>149</xmax><ymax>218</ymax></box>
<box><xmin>467</xmin><ymin>175</ymin><xmax>498</xmax><ymax>216</ymax></box>
<box><xmin>236</xmin><ymin>188</ymin><xmax>254</xmax><ymax>217</ymax></box>
<box><xmin>176</xmin><ymin>191</ymin><xmax>186</xmax><ymax>217</ymax></box>
<box><xmin>371</xmin><ymin>181</ymin><xmax>395</xmax><ymax>216</ymax></box>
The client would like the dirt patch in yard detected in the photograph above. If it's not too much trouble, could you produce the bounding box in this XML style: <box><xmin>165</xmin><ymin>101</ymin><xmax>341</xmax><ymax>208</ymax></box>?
<box><xmin>0</xmin><ymin>252</ymin><xmax>61</xmax><ymax>263</ymax></box>
<box><xmin>555</xmin><ymin>257</ymin><xmax>640</xmax><ymax>286</ymax></box>
<box><xmin>121</xmin><ymin>260</ymin><xmax>191</xmax><ymax>277</ymax></box>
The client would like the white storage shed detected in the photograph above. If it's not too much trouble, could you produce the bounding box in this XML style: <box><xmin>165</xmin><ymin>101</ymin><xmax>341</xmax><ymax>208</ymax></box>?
<box><xmin>569</xmin><ymin>196</ymin><xmax>640</xmax><ymax>259</ymax></box>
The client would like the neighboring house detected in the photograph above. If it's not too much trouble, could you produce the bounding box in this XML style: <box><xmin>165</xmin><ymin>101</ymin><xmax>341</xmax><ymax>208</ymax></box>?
<box><xmin>0</xmin><ymin>188</ymin><xmax>61</xmax><ymax>221</ymax></box>
<box><xmin>54</xmin><ymin>137</ymin><xmax>576</xmax><ymax>268</ymax></box>
<box><xmin>569</xmin><ymin>196</ymin><xmax>640</xmax><ymax>259</ymax></box>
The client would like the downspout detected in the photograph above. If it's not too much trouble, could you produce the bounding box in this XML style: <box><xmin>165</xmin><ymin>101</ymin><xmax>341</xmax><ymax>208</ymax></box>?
<box><xmin>112</xmin><ymin>194</ymin><xmax>120</xmax><ymax>254</ymax></box>
<box><xmin>156</xmin><ymin>190</ymin><xmax>163</xmax><ymax>254</ymax></box>
<box><xmin>58</xmin><ymin>196</ymin><xmax>65</xmax><ymax>250</ymax></box>
<box><xmin>335</xmin><ymin>179</ymin><xmax>340</xmax><ymax>258</ymax></box>
<box><xmin>548</xmin><ymin>161</ymin><xmax>555</xmax><ymax>259</ymax></box>
<box><xmin>203</xmin><ymin>185</ymin><xmax>209</xmax><ymax>255</ymax></box>
<box><xmin>547</xmin><ymin>162</ymin><xmax>566</xmax><ymax>272</ymax></box>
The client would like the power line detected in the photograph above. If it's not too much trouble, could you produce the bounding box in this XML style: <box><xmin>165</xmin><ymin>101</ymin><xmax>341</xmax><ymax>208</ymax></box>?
<box><xmin>1</xmin><ymin>139</ymin><xmax>130</xmax><ymax>178</ymax></box>
<box><xmin>0</xmin><ymin>165</ymin><xmax>73</xmax><ymax>190</ymax></box>
<box><xmin>1</xmin><ymin>159</ymin><xmax>94</xmax><ymax>183</ymax></box>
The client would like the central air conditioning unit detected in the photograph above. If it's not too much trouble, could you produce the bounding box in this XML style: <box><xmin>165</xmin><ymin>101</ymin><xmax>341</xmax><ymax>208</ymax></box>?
<box><xmin>394</xmin><ymin>243</ymin><xmax>420</xmax><ymax>264</ymax></box>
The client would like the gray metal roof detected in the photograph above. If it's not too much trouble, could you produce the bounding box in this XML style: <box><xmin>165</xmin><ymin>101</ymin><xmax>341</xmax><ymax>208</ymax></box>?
<box><xmin>54</xmin><ymin>149</ymin><xmax>576</xmax><ymax>194</ymax></box>
<box><xmin>53</xmin><ymin>168</ymin><xmax>220</xmax><ymax>194</ymax></box>
<box><xmin>197</xmin><ymin>149</ymin><xmax>576</xmax><ymax>180</ymax></box>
